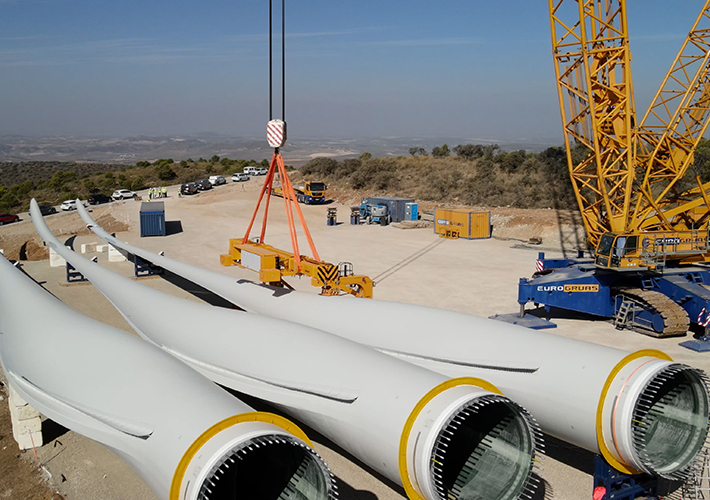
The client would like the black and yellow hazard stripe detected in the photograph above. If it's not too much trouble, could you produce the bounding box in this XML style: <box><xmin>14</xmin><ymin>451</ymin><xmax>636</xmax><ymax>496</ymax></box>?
<box><xmin>316</xmin><ymin>264</ymin><xmax>339</xmax><ymax>284</ymax></box>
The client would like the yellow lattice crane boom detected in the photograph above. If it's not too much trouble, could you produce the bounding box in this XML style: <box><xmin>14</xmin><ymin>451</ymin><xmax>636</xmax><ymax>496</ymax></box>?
<box><xmin>519</xmin><ymin>0</ymin><xmax>710</xmax><ymax>340</ymax></box>
<box><xmin>549</xmin><ymin>0</ymin><xmax>637</xmax><ymax>247</ymax></box>
<box><xmin>633</xmin><ymin>3</ymin><xmax>710</xmax><ymax>234</ymax></box>
<box><xmin>550</xmin><ymin>0</ymin><xmax>710</xmax><ymax>268</ymax></box>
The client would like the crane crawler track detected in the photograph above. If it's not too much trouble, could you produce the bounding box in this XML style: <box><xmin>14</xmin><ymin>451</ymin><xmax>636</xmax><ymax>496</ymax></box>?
<box><xmin>614</xmin><ymin>288</ymin><xmax>689</xmax><ymax>338</ymax></box>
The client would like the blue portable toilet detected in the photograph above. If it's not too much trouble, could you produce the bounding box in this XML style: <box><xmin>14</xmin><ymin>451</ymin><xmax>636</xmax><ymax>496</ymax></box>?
<box><xmin>140</xmin><ymin>202</ymin><xmax>166</xmax><ymax>237</ymax></box>
<box><xmin>405</xmin><ymin>203</ymin><xmax>418</xmax><ymax>221</ymax></box>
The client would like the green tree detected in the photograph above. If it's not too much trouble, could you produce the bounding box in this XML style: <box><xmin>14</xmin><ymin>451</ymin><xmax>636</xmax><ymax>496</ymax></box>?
<box><xmin>131</xmin><ymin>176</ymin><xmax>145</xmax><ymax>191</ymax></box>
<box><xmin>180</xmin><ymin>160</ymin><xmax>188</xmax><ymax>168</ymax></box>
<box><xmin>432</xmin><ymin>144</ymin><xmax>450</xmax><ymax>158</ymax></box>
<box><xmin>452</xmin><ymin>144</ymin><xmax>484</xmax><ymax>160</ymax></box>
<box><xmin>0</xmin><ymin>192</ymin><xmax>20</xmax><ymax>212</ymax></box>
<box><xmin>154</xmin><ymin>163</ymin><xmax>176</xmax><ymax>180</ymax></box>
<box><xmin>83</xmin><ymin>178</ymin><xmax>96</xmax><ymax>192</ymax></box>
<box><xmin>408</xmin><ymin>147</ymin><xmax>428</xmax><ymax>157</ymax></box>
<box><xmin>210</xmin><ymin>155</ymin><xmax>220</xmax><ymax>163</ymax></box>
<box><xmin>495</xmin><ymin>150</ymin><xmax>527</xmax><ymax>171</ymax></box>
<box><xmin>101</xmin><ymin>178</ymin><xmax>116</xmax><ymax>192</ymax></box>
<box><xmin>359</xmin><ymin>152</ymin><xmax>372</xmax><ymax>161</ymax></box>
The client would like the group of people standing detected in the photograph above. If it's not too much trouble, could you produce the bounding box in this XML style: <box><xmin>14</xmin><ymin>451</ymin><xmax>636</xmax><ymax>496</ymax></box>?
<box><xmin>148</xmin><ymin>187</ymin><xmax>168</xmax><ymax>200</ymax></box>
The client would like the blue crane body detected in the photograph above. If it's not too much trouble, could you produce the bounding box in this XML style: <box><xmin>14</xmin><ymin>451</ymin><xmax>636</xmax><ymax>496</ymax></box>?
<box><xmin>519</xmin><ymin>253</ymin><xmax>710</xmax><ymax>336</ymax></box>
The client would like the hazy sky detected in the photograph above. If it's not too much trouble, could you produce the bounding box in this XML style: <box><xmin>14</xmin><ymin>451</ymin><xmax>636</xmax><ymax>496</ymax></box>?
<box><xmin>0</xmin><ymin>0</ymin><xmax>706</xmax><ymax>143</ymax></box>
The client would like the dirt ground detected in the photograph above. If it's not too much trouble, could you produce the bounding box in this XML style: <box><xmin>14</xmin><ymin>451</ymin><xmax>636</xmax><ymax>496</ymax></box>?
<box><xmin>0</xmin><ymin>178</ymin><xmax>706</xmax><ymax>499</ymax></box>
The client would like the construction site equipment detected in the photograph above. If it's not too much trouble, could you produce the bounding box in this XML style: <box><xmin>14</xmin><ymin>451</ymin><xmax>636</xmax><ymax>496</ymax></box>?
<box><xmin>434</xmin><ymin>209</ymin><xmax>491</xmax><ymax>240</ymax></box>
<box><xmin>359</xmin><ymin>203</ymin><xmax>389</xmax><ymax>225</ymax></box>
<box><xmin>326</xmin><ymin>207</ymin><xmax>336</xmax><ymax>226</ymax></box>
<box><xmin>519</xmin><ymin>0</ymin><xmax>710</xmax><ymax>338</ymax></box>
<box><xmin>272</xmin><ymin>180</ymin><xmax>327</xmax><ymax>204</ymax></box>
<box><xmin>218</xmin><ymin>0</ymin><xmax>372</xmax><ymax>299</ymax></box>
<box><xmin>220</xmin><ymin>152</ymin><xmax>373</xmax><ymax>297</ymax></box>
<box><xmin>349</xmin><ymin>206</ymin><xmax>360</xmax><ymax>225</ymax></box>
<box><xmin>592</xmin><ymin>456</ymin><xmax>658</xmax><ymax>500</ymax></box>
<box><xmin>139</xmin><ymin>201</ymin><xmax>166</xmax><ymax>237</ymax></box>
<box><xmin>361</xmin><ymin>196</ymin><xmax>414</xmax><ymax>222</ymax></box>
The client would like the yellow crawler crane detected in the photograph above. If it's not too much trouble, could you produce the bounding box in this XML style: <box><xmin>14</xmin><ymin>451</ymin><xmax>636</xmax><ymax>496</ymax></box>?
<box><xmin>550</xmin><ymin>0</ymin><xmax>710</xmax><ymax>267</ymax></box>
<box><xmin>519</xmin><ymin>1</ymin><xmax>710</xmax><ymax>339</ymax></box>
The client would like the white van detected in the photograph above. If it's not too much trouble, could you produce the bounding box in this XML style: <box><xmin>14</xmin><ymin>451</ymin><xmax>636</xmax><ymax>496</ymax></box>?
<box><xmin>243</xmin><ymin>167</ymin><xmax>258</xmax><ymax>175</ymax></box>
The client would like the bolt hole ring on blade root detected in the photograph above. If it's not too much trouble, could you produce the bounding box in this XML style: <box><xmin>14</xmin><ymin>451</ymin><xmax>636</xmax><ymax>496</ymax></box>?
<box><xmin>597</xmin><ymin>350</ymin><xmax>710</xmax><ymax>478</ymax></box>
<box><xmin>171</xmin><ymin>412</ymin><xmax>335</xmax><ymax>500</ymax></box>
<box><xmin>399</xmin><ymin>378</ymin><xmax>542</xmax><ymax>500</ymax></box>
<box><xmin>197</xmin><ymin>434</ymin><xmax>332</xmax><ymax>500</ymax></box>
<box><xmin>631</xmin><ymin>365</ymin><xmax>710</xmax><ymax>479</ymax></box>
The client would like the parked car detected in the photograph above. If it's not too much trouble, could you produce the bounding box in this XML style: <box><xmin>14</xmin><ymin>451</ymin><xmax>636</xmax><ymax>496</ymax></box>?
<box><xmin>60</xmin><ymin>200</ymin><xmax>86</xmax><ymax>211</ymax></box>
<box><xmin>231</xmin><ymin>173</ymin><xmax>250</xmax><ymax>182</ymax></box>
<box><xmin>195</xmin><ymin>179</ymin><xmax>212</xmax><ymax>190</ymax></box>
<box><xmin>87</xmin><ymin>193</ymin><xmax>112</xmax><ymax>205</ymax></box>
<box><xmin>37</xmin><ymin>205</ymin><xmax>57</xmax><ymax>216</ymax></box>
<box><xmin>256</xmin><ymin>167</ymin><xmax>268</xmax><ymax>175</ymax></box>
<box><xmin>112</xmin><ymin>189</ymin><xmax>137</xmax><ymax>200</ymax></box>
<box><xmin>0</xmin><ymin>213</ymin><xmax>20</xmax><ymax>225</ymax></box>
<box><xmin>208</xmin><ymin>175</ymin><xmax>226</xmax><ymax>186</ymax></box>
<box><xmin>180</xmin><ymin>183</ymin><xmax>199</xmax><ymax>195</ymax></box>
<box><xmin>243</xmin><ymin>166</ymin><xmax>258</xmax><ymax>175</ymax></box>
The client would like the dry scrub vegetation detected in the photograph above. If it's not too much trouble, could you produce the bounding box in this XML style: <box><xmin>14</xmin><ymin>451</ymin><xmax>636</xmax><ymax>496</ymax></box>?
<box><xmin>0</xmin><ymin>157</ymin><xmax>272</xmax><ymax>214</ymax></box>
<box><xmin>297</xmin><ymin>145</ymin><xmax>578</xmax><ymax>210</ymax></box>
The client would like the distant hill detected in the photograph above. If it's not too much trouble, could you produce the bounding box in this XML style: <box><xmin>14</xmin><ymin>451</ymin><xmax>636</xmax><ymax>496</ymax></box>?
<box><xmin>0</xmin><ymin>161</ymin><xmax>121</xmax><ymax>188</ymax></box>
<box><xmin>0</xmin><ymin>135</ymin><xmax>559</xmax><ymax>165</ymax></box>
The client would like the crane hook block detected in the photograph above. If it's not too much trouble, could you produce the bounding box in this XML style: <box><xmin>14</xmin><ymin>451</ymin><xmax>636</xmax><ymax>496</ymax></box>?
<box><xmin>267</xmin><ymin>119</ymin><xmax>287</xmax><ymax>148</ymax></box>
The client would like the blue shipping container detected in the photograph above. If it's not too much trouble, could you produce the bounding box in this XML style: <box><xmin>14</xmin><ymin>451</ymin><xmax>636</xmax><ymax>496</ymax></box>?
<box><xmin>140</xmin><ymin>201</ymin><xmax>166</xmax><ymax>237</ymax></box>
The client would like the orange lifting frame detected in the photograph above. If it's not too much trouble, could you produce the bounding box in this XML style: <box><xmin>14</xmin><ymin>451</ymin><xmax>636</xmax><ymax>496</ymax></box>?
<box><xmin>241</xmin><ymin>151</ymin><xmax>320</xmax><ymax>273</ymax></box>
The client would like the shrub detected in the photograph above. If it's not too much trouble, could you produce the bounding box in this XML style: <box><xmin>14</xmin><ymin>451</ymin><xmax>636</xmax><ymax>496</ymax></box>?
<box><xmin>155</xmin><ymin>163</ymin><xmax>176</xmax><ymax>180</ymax></box>
<box><xmin>432</xmin><ymin>144</ymin><xmax>450</xmax><ymax>157</ymax></box>
<box><xmin>131</xmin><ymin>176</ymin><xmax>145</xmax><ymax>191</ymax></box>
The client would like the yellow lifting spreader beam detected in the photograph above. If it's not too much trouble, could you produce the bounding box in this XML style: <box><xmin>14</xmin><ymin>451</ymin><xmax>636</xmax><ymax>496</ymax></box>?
<box><xmin>219</xmin><ymin>149</ymin><xmax>373</xmax><ymax>299</ymax></box>
<box><xmin>220</xmin><ymin>0</ymin><xmax>373</xmax><ymax>299</ymax></box>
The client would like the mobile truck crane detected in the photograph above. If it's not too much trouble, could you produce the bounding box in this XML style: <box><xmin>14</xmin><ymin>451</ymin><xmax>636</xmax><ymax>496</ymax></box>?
<box><xmin>518</xmin><ymin>1</ymin><xmax>710</xmax><ymax>340</ymax></box>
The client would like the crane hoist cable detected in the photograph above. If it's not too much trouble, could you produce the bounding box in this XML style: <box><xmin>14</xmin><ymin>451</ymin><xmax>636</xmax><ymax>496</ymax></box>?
<box><xmin>241</xmin><ymin>0</ymin><xmax>320</xmax><ymax>272</ymax></box>
<box><xmin>220</xmin><ymin>0</ymin><xmax>373</xmax><ymax>298</ymax></box>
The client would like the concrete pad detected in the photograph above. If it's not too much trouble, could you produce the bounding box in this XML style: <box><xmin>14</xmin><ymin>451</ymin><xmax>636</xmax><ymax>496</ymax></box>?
<box><xmin>48</xmin><ymin>247</ymin><xmax>66</xmax><ymax>267</ymax></box>
<box><xmin>80</xmin><ymin>243</ymin><xmax>97</xmax><ymax>253</ymax></box>
<box><xmin>8</xmin><ymin>386</ymin><xmax>43</xmax><ymax>450</ymax></box>
<box><xmin>107</xmin><ymin>244</ymin><xmax>126</xmax><ymax>262</ymax></box>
